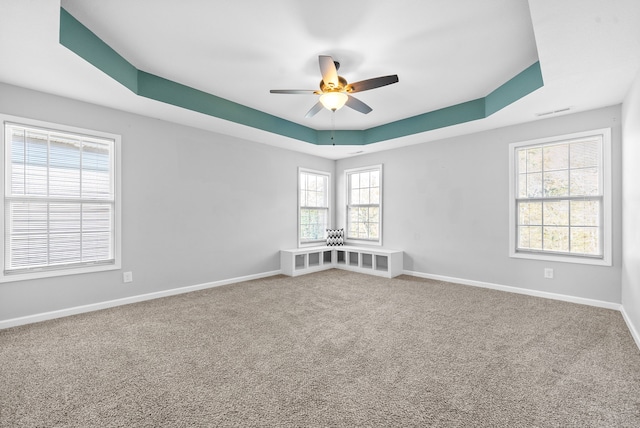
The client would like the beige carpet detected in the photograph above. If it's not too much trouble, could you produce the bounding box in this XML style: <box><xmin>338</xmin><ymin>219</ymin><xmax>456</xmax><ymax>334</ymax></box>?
<box><xmin>1</xmin><ymin>269</ymin><xmax>639</xmax><ymax>427</ymax></box>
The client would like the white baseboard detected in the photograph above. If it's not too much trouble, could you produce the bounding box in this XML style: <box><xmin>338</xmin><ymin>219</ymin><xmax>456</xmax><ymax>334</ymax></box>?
<box><xmin>621</xmin><ymin>306</ymin><xmax>640</xmax><ymax>351</ymax></box>
<box><xmin>0</xmin><ymin>269</ymin><xmax>282</xmax><ymax>330</ymax></box>
<box><xmin>406</xmin><ymin>269</ymin><xmax>640</xmax><ymax>352</ymax></box>
<box><xmin>403</xmin><ymin>270</ymin><xmax>622</xmax><ymax>311</ymax></box>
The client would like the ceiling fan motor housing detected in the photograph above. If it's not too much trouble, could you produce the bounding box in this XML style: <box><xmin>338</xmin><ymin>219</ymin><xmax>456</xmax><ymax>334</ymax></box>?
<box><xmin>320</xmin><ymin>75</ymin><xmax>350</xmax><ymax>93</ymax></box>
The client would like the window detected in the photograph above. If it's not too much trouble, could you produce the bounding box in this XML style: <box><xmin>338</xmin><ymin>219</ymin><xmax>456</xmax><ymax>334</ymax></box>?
<box><xmin>509</xmin><ymin>128</ymin><xmax>611</xmax><ymax>265</ymax></box>
<box><xmin>346</xmin><ymin>165</ymin><xmax>382</xmax><ymax>244</ymax></box>
<box><xmin>298</xmin><ymin>168</ymin><xmax>330</xmax><ymax>245</ymax></box>
<box><xmin>1</xmin><ymin>115</ymin><xmax>121</xmax><ymax>282</ymax></box>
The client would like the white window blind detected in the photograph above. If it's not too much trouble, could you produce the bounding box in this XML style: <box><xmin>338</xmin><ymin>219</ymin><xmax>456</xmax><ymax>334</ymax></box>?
<box><xmin>346</xmin><ymin>165</ymin><xmax>382</xmax><ymax>243</ymax></box>
<box><xmin>299</xmin><ymin>169</ymin><xmax>330</xmax><ymax>244</ymax></box>
<box><xmin>4</xmin><ymin>122</ymin><xmax>116</xmax><ymax>275</ymax></box>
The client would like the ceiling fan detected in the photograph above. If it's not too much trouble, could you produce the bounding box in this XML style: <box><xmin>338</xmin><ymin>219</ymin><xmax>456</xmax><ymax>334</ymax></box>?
<box><xmin>270</xmin><ymin>55</ymin><xmax>399</xmax><ymax>118</ymax></box>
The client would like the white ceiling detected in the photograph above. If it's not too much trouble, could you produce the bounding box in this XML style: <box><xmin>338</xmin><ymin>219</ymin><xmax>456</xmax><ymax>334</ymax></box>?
<box><xmin>1</xmin><ymin>0</ymin><xmax>639</xmax><ymax>159</ymax></box>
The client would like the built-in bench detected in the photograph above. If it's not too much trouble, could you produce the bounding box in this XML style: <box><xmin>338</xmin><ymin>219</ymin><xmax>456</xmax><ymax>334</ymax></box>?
<box><xmin>280</xmin><ymin>246</ymin><xmax>403</xmax><ymax>278</ymax></box>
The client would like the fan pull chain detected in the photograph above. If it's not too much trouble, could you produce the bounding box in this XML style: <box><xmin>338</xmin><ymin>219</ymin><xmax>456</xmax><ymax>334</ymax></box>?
<box><xmin>331</xmin><ymin>110</ymin><xmax>335</xmax><ymax>145</ymax></box>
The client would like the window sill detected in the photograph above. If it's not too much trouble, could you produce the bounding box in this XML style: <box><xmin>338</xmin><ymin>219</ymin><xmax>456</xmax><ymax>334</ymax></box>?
<box><xmin>510</xmin><ymin>251</ymin><xmax>611</xmax><ymax>267</ymax></box>
<box><xmin>345</xmin><ymin>239</ymin><xmax>382</xmax><ymax>247</ymax></box>
<box><xmin>298</xmin><ymin>240</ymin><xmax>327</xmax><ymax>248</ymax></box>
<box><xmin>0</xmin><ymin>262</ymin><xmax>121</xmax><ymax>283</ymax></box>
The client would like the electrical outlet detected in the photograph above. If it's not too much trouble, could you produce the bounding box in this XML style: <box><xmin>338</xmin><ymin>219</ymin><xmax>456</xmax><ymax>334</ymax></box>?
<box><xmin>123</xmin><ymin>271</ymin><xmax>133</xmax><ymax>283</ymax></box>
<box><xmin>544</xmin><ymin>268</ymin><xmax>554</xmax><ymax>279</ymax></box>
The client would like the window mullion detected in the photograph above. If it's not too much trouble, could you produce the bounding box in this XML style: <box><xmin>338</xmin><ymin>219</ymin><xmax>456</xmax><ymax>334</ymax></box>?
<box><xmin>515</xmin><ymin>195</ymin><xmax>601</xmax><ymax>203</ymax></box>
<box><xmin>22</xmin><ymin>128</ymin><xmax>26</xmax><ymax>196</ymax></box>
<box><xmin>79</xmin><ymin>141</ymin><xmax>83</xmax><ymax>263</ymax></box>
<box><xmin>540</xmin><ymin>199</ymin><xmax>545</xmax><ymax>251</ymax></box>
<box><xmin>46</xmin><ymin>199</ymin><xmax>51</xmax><ymax>268</ymax></box>
<box><xmin>46</xmin><ymin>132</ymin><xmax>51</xmax><ymax>267</ymax></box>
<box><xmin>567</xmin><ymin>197</ymin><xmax>571</xmax><ymax>252</ymax></box>
<box><xmin>80</xmin><ymin>202</ymin><xmax>83</xmax><ymax>263</ymax></box>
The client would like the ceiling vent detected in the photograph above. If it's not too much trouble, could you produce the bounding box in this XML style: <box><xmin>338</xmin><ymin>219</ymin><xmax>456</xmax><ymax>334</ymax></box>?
<box><xmin>536</xmin><ymin>107</ymin><xmax>571</xmax><ymax>117</ymax></box>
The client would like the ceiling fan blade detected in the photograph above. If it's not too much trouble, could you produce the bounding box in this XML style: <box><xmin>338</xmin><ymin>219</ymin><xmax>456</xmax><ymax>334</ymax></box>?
<box><xmin>346</xmin><ymin>75</ymin><xmax>399</xmax><ymax>93</ymax></box>
<box><xmin>345</xmin><ymin>95</ymin><xmax>372</xmax><ymax>114</ymax></box>
<box><xmin>305</xmin><ymin>101</ymin><xmax>324</xmax><ymax>118</ymax></box>
<box><xmin>270</xmin><ymin>89</ymin><xmax>318</xmax><ymax>94</ymax></box>
<box><xmin>319</xmin><ymin>55</ymin><xmax>339</xmax><ymax>88</ymax></box>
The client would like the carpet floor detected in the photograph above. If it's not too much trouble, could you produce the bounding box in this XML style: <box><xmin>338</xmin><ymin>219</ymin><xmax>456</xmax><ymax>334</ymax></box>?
<box><xmin>1</xmin><ymin>269</ymin><xmax>639</xmax><ymax>427</ymax></box>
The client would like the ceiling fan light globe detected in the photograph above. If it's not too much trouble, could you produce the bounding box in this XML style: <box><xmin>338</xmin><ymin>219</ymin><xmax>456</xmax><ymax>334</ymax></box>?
<box><xmin>320</xmin><ymin>92</ymin><xmax>348</xmax><ymax>111</ymax></box>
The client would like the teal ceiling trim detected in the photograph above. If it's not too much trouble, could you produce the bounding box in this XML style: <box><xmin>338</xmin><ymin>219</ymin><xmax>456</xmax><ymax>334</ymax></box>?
<box><xmin>59</xmin><ymin>7</ymin><xmax>543</xmax><ymax>147</ymax></box>
<box><xmin>363</xmin><ymin>62</ymin><xmax>544</xmax><ymax>145</ymax></box>
<box><xmin>364</xmin><ymin>99</ymin><xmax>487</xmax><ymax>145</ymax></box>
<box><xmin>59</xmin><ymin>7</ymin><xmax>315</xmax><ymax>145</ymax></box>
<box><xmin>316</xmin><ymin>130</ymin><xmax>365</xmax><ymax>146</ymax></box>
<box><xmin>485</xmin><ymin>62</ymin><xmax>543</xmax><ymax>116</ymax></box>
<box><xmin>59</xmin><ymin>8</ymin><xmax>138</xmax><ymax>93</ymax></box>
<box><xmin>136</xmin><ymin>72</ymin><xmax>317</xmax><ymax>144</ymax></box>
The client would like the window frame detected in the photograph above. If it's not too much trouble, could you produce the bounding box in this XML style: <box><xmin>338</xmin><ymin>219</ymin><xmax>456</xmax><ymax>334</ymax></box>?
<box><xmin>0</xmin><ymin>114</ymin><xmax>122</xmax><ymax>282</ymax></box>
<box><xmin>508</xmin><ymin>128</ymin><xmax>612</xmax><ymax>266</ymax></box>
<box><xmin>298</xmin><ymin>167</ymin><xmax>331</xmax><ymax>247</ymax></box>
<box><xmin>345</xmin><ymin>164</ymin><xmax>383</xmax><ymax>246</ymax></box>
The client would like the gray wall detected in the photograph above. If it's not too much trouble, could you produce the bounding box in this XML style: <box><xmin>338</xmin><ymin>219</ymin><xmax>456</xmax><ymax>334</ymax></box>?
<box><xmin>336</xmin><ymin>106</ymin><xmax>623</xmax><ymax>303</ymax></box>
<box><xmin>0</xmin><ymin>83</ymin><xmax>334</xmax><ymax>321</ymax></box>
<box><xmin>622</xmin><ymin>71</ymin><xmax>640</xmax><ymax>338</ymax></box>
<box><xmin>0</xmin><ymin>82</ymin><xmax>628</xmax><ymax>324</ymax></box>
